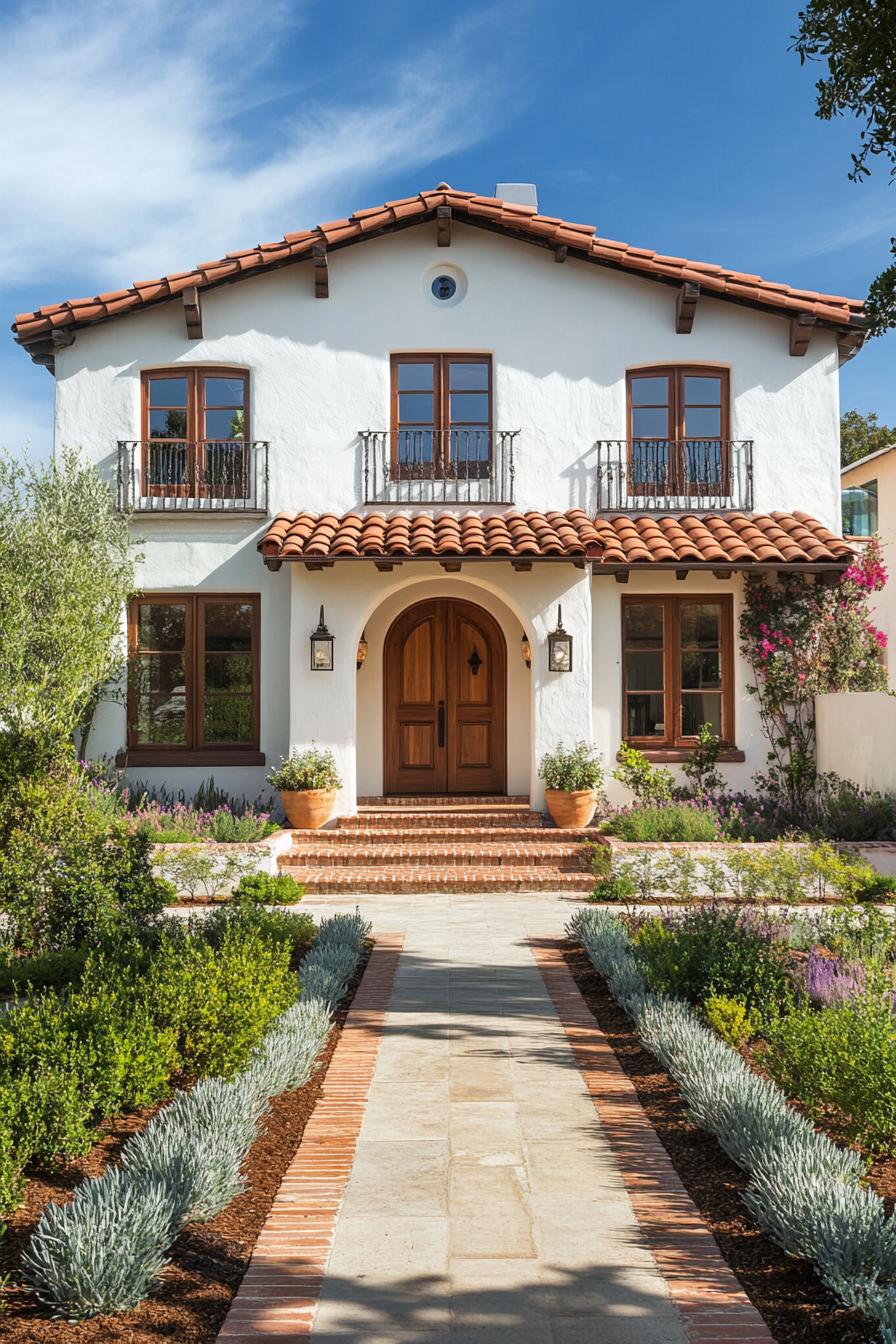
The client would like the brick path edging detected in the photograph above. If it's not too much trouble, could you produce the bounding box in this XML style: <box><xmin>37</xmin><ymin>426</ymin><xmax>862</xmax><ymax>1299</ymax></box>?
<box><xmin>218</xmin><ymin>935</ymin><xmax>404</xmax><ymax>1342</ymax></box>
<box><xmin>532</xmin><ymin>938</ymin><xmax>775</xmax><ymax>1344</ymax></box>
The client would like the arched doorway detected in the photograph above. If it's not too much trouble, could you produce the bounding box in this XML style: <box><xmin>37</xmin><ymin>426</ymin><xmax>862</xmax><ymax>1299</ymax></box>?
<box><xmin>383</xmin><ymin>597</ymin><xmax>507</xmax><ymax>795</ymax></box>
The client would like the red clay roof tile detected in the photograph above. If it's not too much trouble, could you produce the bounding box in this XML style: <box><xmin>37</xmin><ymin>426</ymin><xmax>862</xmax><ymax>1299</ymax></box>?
<box><xmin>12</xmin><ymin>188</ymin><xmax>866</xmax><ymax>358</ymax></box>
<box><xmin>257</xmin><ymin>508</ymin><xmax>852</xmax><ymax>566</ymax></box>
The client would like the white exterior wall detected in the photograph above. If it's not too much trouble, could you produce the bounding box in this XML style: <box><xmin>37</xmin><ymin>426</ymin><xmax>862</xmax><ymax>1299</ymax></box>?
<box><xmin>52</xmin><ymin>219</ymin><xmax>842</xmax><ymax>802</ymax></box>
<box><xmin>817</xmin><ymin>692</ymin><xmax>896</xmax><ymax>793</ymax></box>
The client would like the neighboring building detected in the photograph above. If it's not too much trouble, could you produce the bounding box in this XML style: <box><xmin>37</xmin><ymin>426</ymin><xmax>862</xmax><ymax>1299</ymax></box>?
<box><xmin>12</xmin><ymin>184</ymin><xmax>866</xmax><ymax>811</ymax></box>
<box><xmin>842</xmin><ymin>444</ymin><xmax>895</xmax><ymax>682</ymax></box>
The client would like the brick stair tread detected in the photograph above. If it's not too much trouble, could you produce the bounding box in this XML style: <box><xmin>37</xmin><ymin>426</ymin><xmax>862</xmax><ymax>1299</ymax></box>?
<box><xmin>290</xmin><ymin>826</ymin><xmax>596</xmax><ymax>843</ymax></box>
<box><xmin>357</xmin><ymin>795</ymin><xmax>530</xmax><ymax>806</ymax></box>
<box><xmin>281</xmin><ymin>841</ymin><xmax>589</xmax><ymax>868</ymax></box>
<box><xmin>339</xmin><ymin>810</ymin><xmax>545</xmax><ymax>828</ymax></box>
<box><xmin>287</xmin><ymin>867</ymin><xmax>594</xmax><ymax>892</ymax></box>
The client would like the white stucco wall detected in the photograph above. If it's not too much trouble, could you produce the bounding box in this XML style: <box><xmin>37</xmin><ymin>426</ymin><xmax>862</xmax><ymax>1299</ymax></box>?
<box><xmin>816</xmin><ymin>692</ymin><xmax>896</xmax><ymax>793</ymax></box>
<box><xmin>54</xmin><ymin>222</ymin><xmax>842</xmax><ymax>528</ymax></box>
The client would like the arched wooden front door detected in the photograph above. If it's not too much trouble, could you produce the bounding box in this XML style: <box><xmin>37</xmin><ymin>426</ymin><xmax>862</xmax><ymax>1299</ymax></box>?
<box><xmin>383</xmin><ymin>598</ymin><xmax>507</xmax><ymax>795</ymax></box>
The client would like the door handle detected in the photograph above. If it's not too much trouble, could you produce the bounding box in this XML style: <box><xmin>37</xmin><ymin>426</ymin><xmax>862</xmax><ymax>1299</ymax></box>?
<box><xmin>437</xmin><ymin>700</ymin><xmax>446</xmax><ymax>749</ymax></box>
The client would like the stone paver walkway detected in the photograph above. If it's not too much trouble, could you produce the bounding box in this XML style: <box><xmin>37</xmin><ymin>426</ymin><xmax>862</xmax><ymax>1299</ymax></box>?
<box><xmin>222</xmin><ymin>893</ymin><xmax>773</xmax><ymax>1343</ymax></box>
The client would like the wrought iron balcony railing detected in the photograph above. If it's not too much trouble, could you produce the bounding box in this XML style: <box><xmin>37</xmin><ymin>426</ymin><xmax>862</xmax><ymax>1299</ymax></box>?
<box><xmin>117</xmin><ymin>440</ymin><xmax>269</xmax><ymax>514</ymax></box>
<box><xmin>595</xmin><ymin>439</ymin><xmax>754</xmax><ymax>513</ymax></box>
<box><xmin>361</xmin><ymin>429</ymin><xmax>518</xmax><ymax>505</ymax></box>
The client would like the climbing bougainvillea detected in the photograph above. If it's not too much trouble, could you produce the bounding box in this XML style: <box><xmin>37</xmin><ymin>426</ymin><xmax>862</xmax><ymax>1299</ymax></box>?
<box><xmin>739</xmin><ymin>538</ymin><xmax>888</xmax><ymax>810</ymax></box>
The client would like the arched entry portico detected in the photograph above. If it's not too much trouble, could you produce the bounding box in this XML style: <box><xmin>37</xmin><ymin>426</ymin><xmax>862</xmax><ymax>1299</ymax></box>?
<box><xmin>383</xmin><ymin>597</ymin><xmax>507</xmax><ymax>795</ymax></box>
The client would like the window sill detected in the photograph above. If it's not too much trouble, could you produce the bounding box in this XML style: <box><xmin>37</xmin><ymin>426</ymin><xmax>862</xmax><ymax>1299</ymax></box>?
<box><xmin>115</xmin><ymin>750</ymin><xmax>266</xmax><ymax>768</ymax></box>
<box><xmin>620</xmin><ymin>746</ymin><xmax>745</xmax><ymax>764</ymax></box>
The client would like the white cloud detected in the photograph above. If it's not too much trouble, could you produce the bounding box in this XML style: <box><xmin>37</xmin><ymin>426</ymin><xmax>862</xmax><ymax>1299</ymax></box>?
<box><xmin>0</xmin><ymin>0</ymin><xmax>504</xmax><ymax>293</ymax></box>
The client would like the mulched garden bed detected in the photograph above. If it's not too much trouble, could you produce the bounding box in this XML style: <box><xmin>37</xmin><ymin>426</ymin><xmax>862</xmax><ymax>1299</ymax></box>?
<box><xmin>561</xmin><ymin>940</ymin><xmax>880</xmax><ymax>1344</ymax></box>
<box><xmin>0</xmin><ymin>944</ymin><xmax>371</xmax><ymax>1343</ymax></box>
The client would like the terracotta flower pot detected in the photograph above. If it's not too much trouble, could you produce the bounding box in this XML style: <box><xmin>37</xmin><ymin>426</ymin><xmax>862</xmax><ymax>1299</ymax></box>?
<box><xmin>280</xmin><ymin>788</ymin><xmax>338</xmax><ymax>830</ymax></box>
<box><xmin>544</xmin><ymin>788</ymin><xmax>596</xmax><ymax>830</ymax></box>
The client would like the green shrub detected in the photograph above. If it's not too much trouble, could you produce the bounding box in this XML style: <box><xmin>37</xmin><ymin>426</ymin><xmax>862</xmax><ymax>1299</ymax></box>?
<box><xmin>150</xmin><ymin>922</ymin><xmax>297</xmax><ymax>1077</ymax></box>
<box><xmin>233</xmin><ymin>872</ymin><xmax>305</xmax><ymax>906</ymax></box>
<box><xmin>0</xmin><ymin>767</ymin><xmax>170</xmax><ymax>953</ymax></box>
<box><xmin>155</xmin><ymin>845</ymin><xmax>255</xmax><ymax>902</ymax></box>
<box><xmin>0</xmin><ymin>946</ymin><xmax>88</xmax><ymax>994</ymax></box>
<box><xmin>633</xmin><ymin>906</ymin><xmax>792</xmax><ymax>1025</ymax></box>
<box><xmin>762</xmin><ymin>998</ymin><xmax>896</xmax><ymax>1151</ymax></box>
<box><xmin>202</xmin><ymin>901</ymin><xmax>317</xmax><ymax>965</ymax></box>
<box><xmin>538</xmin><ymin>741</ymin><xmax>604</xmax><ymax>793</ymax></box>
<box><xmin>207</xmin><ymin>811</ymin><xmax>279</xmax><ymax>843</ymax></box>
<box><xmin>267</xmin><ymin>746</ymin><xmax>341</xmax><ymax>792</ymax></box>
<box><xmin>612</xmin><ymin>743</ymin><xmax>674</xmax><ymax>805</ymax></box>
<box><xmin>681</xmin><ymin>724</ymin><xmax>725</xmax><ymax>799</ymax></box>
<box><xmin>703</xmin><ymin>993</ymin><xmax>755</xmax><ymax>1048</ymax></box>
<box><xmin>602</xmin><ymin>803</ymin><xmax>720</xmax><ymax>842</ymax></box>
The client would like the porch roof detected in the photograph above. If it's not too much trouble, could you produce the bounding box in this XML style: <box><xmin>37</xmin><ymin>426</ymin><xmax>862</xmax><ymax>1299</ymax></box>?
<box><xmin>257</xmin><ymin>508</ymin><xmax>854</xmax><ymax>570</ymax></box>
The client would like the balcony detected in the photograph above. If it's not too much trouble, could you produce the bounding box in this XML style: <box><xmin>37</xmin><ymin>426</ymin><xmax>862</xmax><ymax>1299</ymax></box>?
<box><xmin>595</xmin><ymin>439</ymin><xmax>754</xmax><ymax>513</ymax></box>
<box><xmin>361</xmin><ymin>430</ymin><xmax>518</xmax><ymax>505</ymax></box>
<box><xmin>117</xmin><ymin>440</ymin><xmax>269</xmax><ymax>515</ymax></box>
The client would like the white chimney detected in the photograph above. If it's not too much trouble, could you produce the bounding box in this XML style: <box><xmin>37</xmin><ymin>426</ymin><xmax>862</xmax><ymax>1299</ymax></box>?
<box><xmin>495</xmin><ymin>182</ymin><xmax>538</xmax><ymax>211</ymax></box>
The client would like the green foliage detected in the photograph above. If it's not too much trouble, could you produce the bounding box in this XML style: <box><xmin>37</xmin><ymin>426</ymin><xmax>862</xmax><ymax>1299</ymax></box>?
<box><xmin>587</xmin><ymin>843</ymin><xmax>637</xmax><ymax>902</ymax></box>
<box><xmin>538</xmin><ymin>740</ymin><xmax>604</xmax><ymax>792</ymax></box>
<box><xmin>602</xmin><ymin>803</ymin><xmax>721</xmax><ymax>842</ymax></box>
<box><xmin>633</xmin><ymin>907</ymin><xmax>792</xmax><ymax>1025</ymax></box>
<box><xmin>762</xmin><ymin>997</ymin><xmax>896</xmax><ymax>1151</ymax></box>
<box><xmin>840</xmin><ymin>409</ymin><xmax>896</xmax><ymax>466</ymax></box>
<box><xmin>0</xmin><ymin>947</ymin><xmax>88</xmax><ymax>995</ymax></box>
<box><xmin>0</xmin><ymin>766</ymin><xmax>171</xmax><ymax>953</ymax></box>
<box><xmin>201</xmin><ymin>901</ymin><xmax>317</xmax><ymax>965</ymax></box>
<box><xmin>612</xmin><ymin>743</ymin><xmax>675</xmax><ymax>805</ymax></box>
<box><xmin>703</xmin><ymin>993</ymin><xmax>756</xmax><ymax>1049</ymax></box>
<box><xmin>0</xmin><ymin>449</ymin><xmax>136</xmax><ymax>772</ymax></box>
<box><xmin>681</xmin><ymin>723</ymin><xmax>725</xmax><ymax>798</ymax></box>
<box><xmin>207</xmin><ymin>811</ymin><xmax>279</xmax><ymax>843</ymax></box>
<box><xmin>232</xmin><ymin>871</ymin><xmax>305</xmax><ymax>906</ymax></box>
<box><xmin>267</xmin><ymin>746</ymin><xmax>342</xmax><ymax>792</ymax></box>
<box><xmin>155</xmin><ymin>845</ymin><xmax>256</xmax><ymax>902</ymax></box>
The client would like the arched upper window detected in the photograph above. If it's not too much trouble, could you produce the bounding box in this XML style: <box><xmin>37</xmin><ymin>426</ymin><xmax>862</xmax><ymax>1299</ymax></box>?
<box><xmin>140</xmin><ymin>368</ymin><xmax>249</xmax><ymax>499</ymax></box>
<box><xmin>626</xmin><ymin>366</ymin><xmax>729</xmax><ymax>498</ymax></box>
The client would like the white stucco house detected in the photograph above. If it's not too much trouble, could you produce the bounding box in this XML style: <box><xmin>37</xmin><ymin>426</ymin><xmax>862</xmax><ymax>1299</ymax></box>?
<box><xmin>13</xmin><ymin>183</ymin><xmax>865</xmax><ymax>814</ymax></box>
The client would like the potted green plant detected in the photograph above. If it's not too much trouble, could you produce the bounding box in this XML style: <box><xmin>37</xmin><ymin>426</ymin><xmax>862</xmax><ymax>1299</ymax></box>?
<box><xmin>538</xmin><ymin>741</ymin><xmax>603</xmax><ymax>829</ymax></box>
<box><xmin>267</xmin><ymin>746</ymin><xmax>342</xmax><ymax>830</ymax></box>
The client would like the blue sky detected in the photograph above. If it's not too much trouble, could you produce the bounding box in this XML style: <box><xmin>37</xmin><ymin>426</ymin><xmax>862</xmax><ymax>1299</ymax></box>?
<box><xmin>2</xmin><ymin>0</ymin><xmax>893</xmax><ymax>458</ymax></box>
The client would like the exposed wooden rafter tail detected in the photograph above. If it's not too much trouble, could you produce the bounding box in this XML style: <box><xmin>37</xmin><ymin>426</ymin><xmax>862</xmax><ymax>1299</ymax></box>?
<box><xmin>183</xmin><ymin>287</ymin><xmax>202</xmax><ymax>339</ymax></box>
<box><xmin>675</xmin><ymin>281</ymin><xmax>699</xmax><ymax>334</ymax></box>
<box><xmin>313</xmin><ymin>242</ymin><xmax>329</xmax><ymax>298</ymax></box>
<box><xmin>554</xmin><ymin>245</ymin><xmax>568</xmax><ymax>263</ymax></box>
<box><xmin>437</xmin><ymin>205</ymin><xmax>452</xmax><ymax>247</ymax></box>
<box><xmin>789</xmin><ymin>312</ymin><xmax>816</xmax><ymax>356</ymax></box>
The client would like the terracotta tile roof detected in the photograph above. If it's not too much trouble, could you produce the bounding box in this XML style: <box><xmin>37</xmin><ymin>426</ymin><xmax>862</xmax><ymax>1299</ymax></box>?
<box><xmin>257</xmin><ymin>508</ymin><xmax>853</xmax><ymax>567</ymax></box>
<box><xmin>13</xmin><ymin>186</ymin><xmax>866</xmax><ymax>361</ymax></box>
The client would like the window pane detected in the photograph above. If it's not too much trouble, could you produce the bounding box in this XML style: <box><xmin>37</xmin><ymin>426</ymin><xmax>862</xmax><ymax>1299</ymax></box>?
<box><xmin>134</xmin><ymin>653</ymin><xmax>187</xmax><ymax>744</ymax></box>
<box><xmin>205</xmin><ymin>653</ymin><xmax>252</xmax><ymax>690</ymax></box>
<box><xmin>632</xmin><ymin>407</ymin><xmax>671</xmax><ymax>439</ymax></box>
<box><xmin>623</xmin><ymin>603</ymin><xmax>664</xmax><ymax>646</ymax></box>
<box><xmin>842</xmin><ymin>482</ymin><xmax>878</xmax><ymax>536</ymax></box>
<box><xmin>398</xmin><ymin>430</ymin><xmax>433</xmax><ymax>463</ymax></box>
<box><xmin>398</xmin><ymin>392</ymin><xmax>434</xmax><ymax>424</ymax></box>
<box><xmin>627</xmin><ymin>693</ymin><xmax>665</xmax><ymax>737</ymax></box>
<box><xmin>150</xmin><ymin>408</ymin><xmax>188</xmax><ymax>439</ymax></box>
<box><xmin>683</xmin><ymin>406</ymin><xmax>721</xmax><ymax>438</ymax></box>
<box><xmin>148</xmin><ymin>377</ymin><xmax>188</xmax><ymax>407</ymax></box>
<box><xmin>204</xmin><ymin>602</ymin><xmax>252</xmax><ymax>651</ymax></box>
<box><xmin>625</xmin><ymin>650</ymin><xmax>664</xmax><ymax>690</ymax></box>
<box><xmin>450</xmin><ymin>392</ymin><xmax>489</xmax><ymax>423</ymax></box>
<box><xmin>397</xmin><ymin>362</ymin><xmax>434</xmax><ymax>391</ymax></box>
<box><xmin>680</xmin><ymin>604</ymin><xmax>721</xmax><ymax>649</ymax></box>
<box><xmin>684</xmin><ymin>375</ymin><xmax>722</xmax><ymax>404</ymax></box>
<box><xmin>138</xmin><ymin>603</ymin><xmax>186</xmax><ymax>651</ymax></box>
<box><xmin>204</xmin><ymin>407</ymin><xmax>245</xmax><ymax>440</ymax></box>
<box><xmin>682</xmin><ymin>693</ymin><xmax>722</xmax><ymax>737</ymax></box>
<box><xmin>630</xmin><ymin>376</ymin><xmax>669</xmax><ymax>405</ymax></box>
<box><xmin>681</xmin><ymin>650</ymin><xmax>722</xmax><ymax>690</ymax></box>
<box><xmin>450</xmin><ymin>362</ymin><xmax>489</xmax><ymax>390</ymax></box>
<box><xmin>203</xmin><ymin>377</ymin><xmax>245</xmax><ymax>407</ymax></box>
<box><xmin>204</xmin><ymin>693</ymin><xmax>252</xmax><ymax>743</ymax></box>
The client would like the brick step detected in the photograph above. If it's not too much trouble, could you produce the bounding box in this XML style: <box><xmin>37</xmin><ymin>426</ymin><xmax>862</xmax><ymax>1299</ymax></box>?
<box><xmin>357</xmin><ymin>795</ymin><xmax>531</xmax><ymax>806</ymax></box>
<box><xmin>285</xmin><ymin>867</ymin><xmax>595</xmax><ymax>894</ymax></box>
<box><xmin>280</xmin><ymin>841</ymin><xmax>590</xmax><ymax>869</ymax></box>
<box><xmin>338</xmin><ymin>809</ymin><xmax>545</xmax><ymax>830</ymax></box>
<box><xmin>290</xmin><ymin>825</ymin><xmax>596</xmax><ymax>844</ymax></box>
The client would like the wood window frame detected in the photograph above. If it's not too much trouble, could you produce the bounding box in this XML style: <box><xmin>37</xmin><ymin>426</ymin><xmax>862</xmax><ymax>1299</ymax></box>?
<box><xmin>121</xmin><ymin>592</ymin><xmax>263</xmax><ymax>766</ymax></box>
<box><xmin>390</xmin><ymin>353</ymin><xmax>493</xmax><ymax>480</ymax></box>
<box><xmin>620</xmin><ymin>594</ymin><xmax>739</xmax><ymax>756</ymax></box>
<box><xmin>626</xmin><ymin>365</ymin><xmax>730</xmax><ymax>496</ymax></box>
<box><xmin>140</xmin><ymin>367</ymin><xmax>250</xmax><ymax>499</ymax></box>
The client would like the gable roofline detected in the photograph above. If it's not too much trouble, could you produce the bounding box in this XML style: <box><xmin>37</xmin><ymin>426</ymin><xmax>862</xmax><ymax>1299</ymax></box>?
<box><xmin>12</xmin><ymin>184</ymin><xmax>868</xmax><ymax>371</ymax></box>
<box><xmin>841</xmin><ymin>443</ymin><xmax>896</xmax><ymax>475</ymax></box>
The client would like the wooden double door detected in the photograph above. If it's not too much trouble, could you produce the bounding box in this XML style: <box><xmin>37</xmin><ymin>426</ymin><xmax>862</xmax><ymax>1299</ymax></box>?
<box><xmin>384</xmin><ymin>599</ymin><xmax>506</xmax><ymax>795</ymax></box>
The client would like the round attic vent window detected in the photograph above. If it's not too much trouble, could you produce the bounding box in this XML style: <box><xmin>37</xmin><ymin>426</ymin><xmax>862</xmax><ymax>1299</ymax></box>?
<box><xmin>432</xmin><ymin>274</ymin><xmax>457</xmax><ymax>301</ymax></box>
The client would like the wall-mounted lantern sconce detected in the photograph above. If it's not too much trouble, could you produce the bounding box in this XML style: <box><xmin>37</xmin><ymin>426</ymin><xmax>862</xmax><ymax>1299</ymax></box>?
<box><xmin>356</xmin><ymin>629</ymin><xmax>368</xmax><ymax>671</ymax></box>
<box><xmin>520</xmin><ymin>632</ymin><xmax>532</xmax><ymax>669</ymax></box>
<box><xmin>547</xmin><ymin>605</ymin><xmax>572</xmax><ymax>673</ymax></box>
<box><xmin>310</xmin><ymin>605</ymin><xmax>334</xmax><ymax>671</ymax></box>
